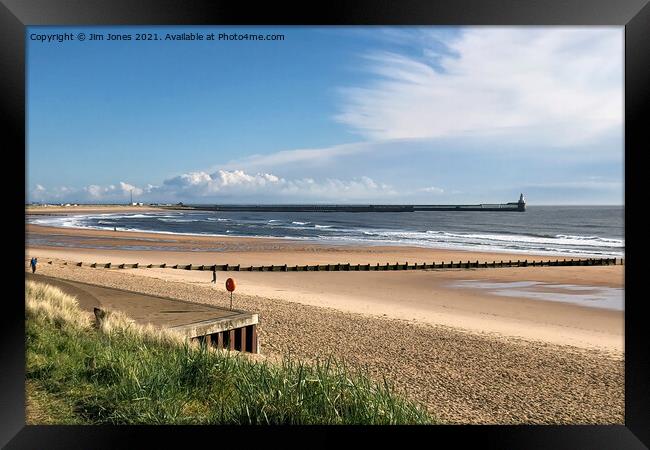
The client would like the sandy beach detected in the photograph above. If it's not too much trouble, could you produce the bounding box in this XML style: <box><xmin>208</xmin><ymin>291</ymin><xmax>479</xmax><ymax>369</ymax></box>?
<box><xmin>25</xmin><ymin>215</ymin><xmax>625</xmax><ymax>423</ymax></box>
<box><xmin>26</xmin><ymin>223</ymin><xmax>624</xmax><ymax>353</ymax></box>
<box><xmin>26</xmin><ymin>205</ymin><xmax>168</xmax><ymax>215</ymax></box>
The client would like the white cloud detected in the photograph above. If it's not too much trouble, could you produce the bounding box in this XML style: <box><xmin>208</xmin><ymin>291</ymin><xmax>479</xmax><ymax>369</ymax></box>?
<box><xmin>161</xmin><ymin>169</ymin><xmax>395</xmax><ymax>201</ymax></box>
<box><xmin>335</xmin><ymin>27</ymin><xmax>622</xmax><ymax>146</ymax></box>
<box><xmin>30</xmin><ymin>171</ymin><xmax>397</xmax><ymax>203</ymax></box>
<box><xmin>119</xmin><ymin>181</ymin><xmax>143</xmax><ymax>196</ymax></box>
<box><xmin>81</xmin><ymin>181</ymin><xmax>144</xmax><ymax>199</ymax></box>
<box><xmin>418</xmin><ymin>186</ymin><xmax>444</xmax><ymax>194</ymax></box>
<box><xmin>27</xmin><ymin>28</ymin><xmax>623</xmax><ymax>206</ymax></box>
<box><xmin>220</xmin><ymin>141</ymin><xmax>376</xmax><ymax>172</ymax></box>
<box><xmin>29</xmin><ymin>181</ymin><xmax>151</xmax><ymax>203</ymax></box>
<box><xmin>28</xmin><ymin>185</ymin><xmax>75</xmax><ymax>202</ymax></box>
<box><xmin>84</xmin><ymin>184</ymin><xmax>107</xmax><ymax>198</ymax></box>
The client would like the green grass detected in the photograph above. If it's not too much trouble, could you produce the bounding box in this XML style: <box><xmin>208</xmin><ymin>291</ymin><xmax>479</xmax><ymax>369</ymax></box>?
<box><xmin>25</xmin><ymin>281</ymin><xmax>434</xmax><ymax>425</ymax></box>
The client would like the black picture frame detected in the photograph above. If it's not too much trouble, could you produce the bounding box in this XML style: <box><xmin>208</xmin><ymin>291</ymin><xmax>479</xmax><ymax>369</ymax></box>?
<box><xmin>3</xmin><ymin>0</ymin><xmax>648</xmax><ymax>448</ymax></box>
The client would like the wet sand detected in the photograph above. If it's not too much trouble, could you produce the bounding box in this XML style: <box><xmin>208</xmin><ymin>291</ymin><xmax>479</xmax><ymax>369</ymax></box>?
<box><xmin>24</xmin><ymin>221</ymin><xmax>625</xmax><ymax>423</ymax></box>
<box><xmin>26</xmin><ymin>224</ymin><xmax>624</xmax><ymax>353</ymax></box>
<box><xmin>25</xmin><ymin>262</ymin><xmax>624</xmax><ymax>424</ymax></box>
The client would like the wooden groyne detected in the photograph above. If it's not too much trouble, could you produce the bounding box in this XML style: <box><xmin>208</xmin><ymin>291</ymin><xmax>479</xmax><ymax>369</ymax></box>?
<box><xmin>41</xmin><ymin>257</ymin><xmax>623</xmax><ymax>272</ymax></box>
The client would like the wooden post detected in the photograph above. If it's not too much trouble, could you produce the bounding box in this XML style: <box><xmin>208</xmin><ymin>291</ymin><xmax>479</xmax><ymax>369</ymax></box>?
<box><xmin>240</xmin><ymin>327</ymin><xmax>247</xmax><ymax>352</ymax></box>
<box><xmin>251</xmin><ymin>325</ymin><xmax>258</xmax><ymax>354</ymax></box>
<box><xmin>205</xmin><ymin>334</ymin><xmax>212</xmax><ymax>347</ymax></box>
<box><xmin>229</xmin><ymin>330</ymin><xmax>236</xmax><ymax>350</ymax></box>
<box><xmin>216</xmin><ymin>332</ymin><xmax>223</xmax><ymax>350</ymax></box>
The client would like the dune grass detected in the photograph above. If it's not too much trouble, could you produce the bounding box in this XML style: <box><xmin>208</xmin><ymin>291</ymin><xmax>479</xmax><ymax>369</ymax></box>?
<box><xmin>25</xmin><ymin>281</ymin><xmax>434</xmax><ymax>425</ymax></box>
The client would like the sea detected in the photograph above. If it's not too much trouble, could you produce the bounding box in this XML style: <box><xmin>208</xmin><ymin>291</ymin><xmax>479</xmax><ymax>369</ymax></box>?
<box><xmin>27</xmin><ymin>205</ymin><xmax>624</xmax><ymax>258</ymax></box>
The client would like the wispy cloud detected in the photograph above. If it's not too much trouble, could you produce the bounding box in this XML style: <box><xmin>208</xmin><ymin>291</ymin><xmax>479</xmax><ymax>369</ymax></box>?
<box><xmin>28</xmin><ymin>27</ymin><xmax>623</xmax><ymax>205</ymax></box>
<box><xmin>335</xmin><ymin>28</ymin><xmax>622</xmax><ymax>146</ymax></box>
<box><xmin>218</xmin><ymin>141</ymin><xmax>376</xmax><ymax>172</ymax></box>
<box><xmin>523</xmin><ymin>180</ymin><xmax>623</xmax><ymax>190</ymax></box>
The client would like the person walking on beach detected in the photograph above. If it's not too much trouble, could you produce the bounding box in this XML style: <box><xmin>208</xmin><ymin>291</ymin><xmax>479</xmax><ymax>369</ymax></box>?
<box><xmin>30</xmin><ymin>257</ymin><xmax>37</xmax><ymax>274</ymax></box>
<box><xmin>212</xmin><ymin>265</ymin><xmax>217</xmax><ymax>284</ymax></box>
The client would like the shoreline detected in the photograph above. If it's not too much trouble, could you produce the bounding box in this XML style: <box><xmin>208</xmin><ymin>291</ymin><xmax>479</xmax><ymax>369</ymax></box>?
<box><xmin>24</xmin><ymin>220</ymin><xmax>625</xmax><ymax>423</ymax></box>
<box><xmin>26</xmin><ymin>224</ymin><xmax>624</xmax><ymax>354</ymax></box>
<box><xmin>27</xmin><ymin>223</ymin><xmax>620</xmax><ymax>261</ymax></box>
<box><xmin>26</xmin><ymin>207</ymin><xmax>624</xmax><ymax>259</ymax></box>
<box><xmin>26</xmin><ymin>205</ymin><xmax>170</xmax><ymax>214</ymax></box>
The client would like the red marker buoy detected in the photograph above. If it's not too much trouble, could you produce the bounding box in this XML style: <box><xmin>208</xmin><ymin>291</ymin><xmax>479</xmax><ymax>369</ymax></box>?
<box><xmin>226</xmin><ymin>277</ymin><xmax>236</xmax><ymax>309</ymax></box>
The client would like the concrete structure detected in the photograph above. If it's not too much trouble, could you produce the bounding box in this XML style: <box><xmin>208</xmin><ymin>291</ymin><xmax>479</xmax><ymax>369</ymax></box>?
<box><xmin>166</xmin><ymin>195</ymin><xmax>527</xmax><ymax>213</ymax></box>
<box><xmin>170</xmin><ymin>311</ymin><xmax>258</xmax><ymax>353</ymax></box>
<box><xmin>26</xmin><ymin>273</ymin><xmax>259</xmax><ymax>353</ymax></box>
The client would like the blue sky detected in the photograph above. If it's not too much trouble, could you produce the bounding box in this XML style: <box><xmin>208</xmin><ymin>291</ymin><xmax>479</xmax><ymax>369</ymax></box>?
<box><xmin>27</xmin><ymin>26</ymin><xmax>623</xmax><ymax>205</ymax></box>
